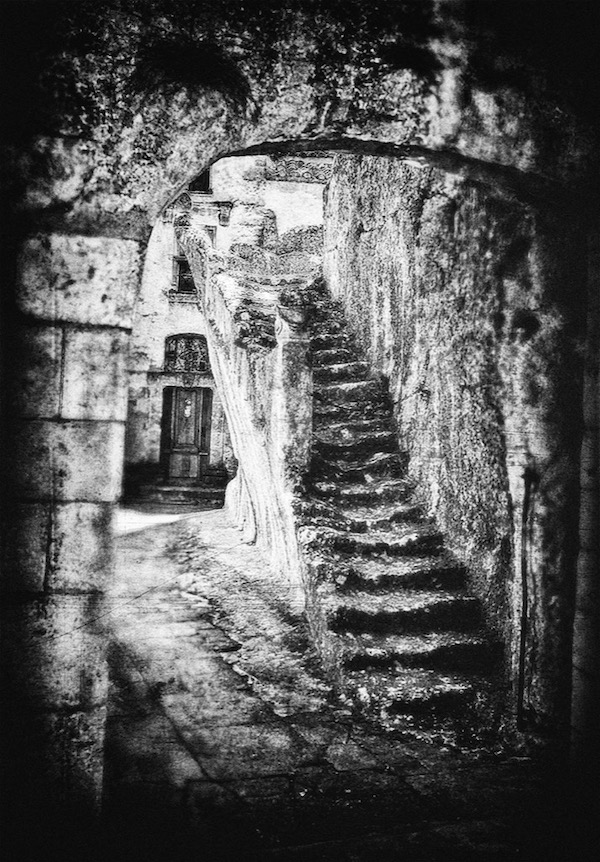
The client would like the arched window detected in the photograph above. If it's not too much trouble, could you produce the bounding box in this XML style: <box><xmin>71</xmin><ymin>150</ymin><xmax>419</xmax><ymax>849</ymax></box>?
<box><xmin>164</xmin><ymin>334</ymin><xmax>210</xmax><ymax>373</ymax></box>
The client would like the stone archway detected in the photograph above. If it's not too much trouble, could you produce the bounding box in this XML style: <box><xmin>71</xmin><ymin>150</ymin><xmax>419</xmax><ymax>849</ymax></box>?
<box><xmin>1</xmin><ymin>0</ymin><xmax>597</xmax><ymax>845</ymax></box>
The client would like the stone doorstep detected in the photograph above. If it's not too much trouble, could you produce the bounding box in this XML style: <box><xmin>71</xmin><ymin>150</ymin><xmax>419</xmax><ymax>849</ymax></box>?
<box><xmin>131</xmin><ymin>486</ymin><xmax>226</xmax><ymax>508</ymax></box>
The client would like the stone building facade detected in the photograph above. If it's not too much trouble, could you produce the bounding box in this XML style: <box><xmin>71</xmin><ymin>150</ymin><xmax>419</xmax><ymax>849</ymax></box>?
<box><xmin>125</xmin><ymin>154</ymin><xmax>328</xmax><ymax>490</ymax></box>
<box><xmin>125</xmin><ymin>200</ymin><xmax>232</xmax><ymax>489</ymax></box>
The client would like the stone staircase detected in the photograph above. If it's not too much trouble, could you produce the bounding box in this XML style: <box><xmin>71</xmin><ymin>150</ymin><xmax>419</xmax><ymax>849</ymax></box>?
<box><xmin>295</xmin><ymin>284</ymin><xmax>503</xmax><ymax>736</ymax></box>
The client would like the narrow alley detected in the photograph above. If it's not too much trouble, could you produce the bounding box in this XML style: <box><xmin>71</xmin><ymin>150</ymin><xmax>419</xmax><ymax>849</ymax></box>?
<box><xmin>103</xmin><ymin>507</ymin><xmax>564</xmax><ymax>862</ymax></box>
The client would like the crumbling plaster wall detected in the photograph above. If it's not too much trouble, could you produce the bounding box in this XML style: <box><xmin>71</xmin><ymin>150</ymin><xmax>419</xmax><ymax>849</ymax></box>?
<box><xmin>324</xmin><ymin>154</ymin><xmax>587</xmax><ymax>727</ymax></box>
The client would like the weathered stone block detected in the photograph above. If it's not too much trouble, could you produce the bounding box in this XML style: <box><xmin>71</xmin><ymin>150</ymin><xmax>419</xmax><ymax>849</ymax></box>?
<box><xmin>8</xmin><ymin>705</ymin><xmax>108</xmax><ymax>811</ymax></box>
<box><xmin>16</xmin><ymin>234</ymin><xmax>141</xmax><ymax>327</ymax></box>
<box><xmin>10</xmin><ymin>325</ymin><xmax>62</xmax><ymax>418</ymax></box>
<box><xmin>62</xmin><ymin>328</ymin><xmax>129</xmax><ymax>421</ymax></box>
<box><xmin>12</xmin><ymin>420</ymin><xmax>124</xmax><ymax>501</ymax></box>
<box><xmin>270</xmin><ymin>250</ymin><xmax>318</xmax><ymax>277</ymax></box>
<box><xmin>1</xmin><ymin>594</ymin><xmax>108</xmax><ymax>710</ymax></box>
<box><xmin>1</xmin><ymin>502</ymin><xmax>49</xmax><ymax>592</ymax></box>
<box><xmin>47</xmin><ymin>502</ymin><xmax>114</xmax><ymax>592</ymax></box>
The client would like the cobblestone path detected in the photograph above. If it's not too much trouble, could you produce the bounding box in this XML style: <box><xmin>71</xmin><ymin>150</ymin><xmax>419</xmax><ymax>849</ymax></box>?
<box><xmin>103</xmin><ymin>508</ymin><xmax>568</xmax><ymax>862</ymax></box>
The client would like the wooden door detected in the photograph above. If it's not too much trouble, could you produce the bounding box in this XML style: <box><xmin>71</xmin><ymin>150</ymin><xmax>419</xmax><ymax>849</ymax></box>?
<box><xmin>160</xmin><ymin>387</ymin><xmax>212</xmax><ymax>482</ymax></box>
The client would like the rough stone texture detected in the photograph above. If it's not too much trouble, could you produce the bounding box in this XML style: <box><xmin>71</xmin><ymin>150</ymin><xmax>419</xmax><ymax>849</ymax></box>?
<box><xmin>0</xmin><ymin>0</ymin><xmax>597</xmax><ymax>843</ymax></box>
<box><xmin>2</xmin><ymin>227</ymin><xmax>143</xmax><ymax>830</ymax></box>
<box><xmin>10</xmin><ymin>325</ymin><xmax>63</xmax><ymax>418</ymax></box>
<box><xmin>2</xmin><ymin>1</ymin><xmax>596</xmax><ymax>229</ymax></box>
<box><xmin>1</xmin><ymin>502</ymin><xmax>50</xmax><ymax>592</ymax></box>
<box><xmin>62</xmin><ymin>329</ymin><xmax>129</xmax><ymax>421</ymax></box>
<box><xmin>16</xmin><ymin>234</ymin><xmax>141</xmax><ymax>327</ymax></box>
<box><xmin>2</xmin><ymin>595</ymin><xmax>108</xmax><ymax>710</ymax></box>
<box><xmin>11</xmin><ymin>420</ymin><xmax>125</xmax><ymax>502</ymax></box>
<box><xmin>323</xmin><ymin>154</ymin><xmax>587</xmax><ymax>730</ymax></box>
<box><xmin>46</xmin><ymin>503</ymin><xmax>114</xmax><ymax>593</ymax></box>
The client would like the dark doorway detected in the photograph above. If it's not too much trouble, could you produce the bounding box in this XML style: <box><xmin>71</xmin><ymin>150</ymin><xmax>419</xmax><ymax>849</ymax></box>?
<box><xmin>160</xmin><ymin>386</ymin><xmax>213</xmax><ymax>482</ymax></box>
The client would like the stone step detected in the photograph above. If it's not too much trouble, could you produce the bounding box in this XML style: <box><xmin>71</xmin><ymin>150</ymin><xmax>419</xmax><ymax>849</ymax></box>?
<box><xmin>312</xmin><ymin>347</ymin><xmax>358</xmax><ymax>366</ymax></box>
<box><xmin>312</xmin><ymin>450</ymin><xmax>408</xmax><ymax>482</ymax></box>
<box><xmin>337</xmin><ymin>631</ymin><xmax>502</xmax><ymax>672</ymax></box>
<box><xmin>314</xmin><ymin>417</ymin><xmax>396</xmax><ymax>436</ymax></box>
<box><xmin>337</xmin><ymin>499</ymin><xmax>426</xmax><ymax>526</ymax></box>
<box><xmin>313</xmin><ymin>361</ymin><xmax>371</xmax><ymax>383</ymax></box>
<box><xmin>299</xmin><ymin>522</ymin><xmax>443</xmax><ymax>557</ymax></box>
<box><xmin>313</xmin><ymin>428</ymin><xmax>398</xmax><ymax>458</ymax></box>
<box><xmin>311</xmin><ymin>477</ymin><xmax>416</xmax><ymax>504</ymax></box>
<box><xmin>332</xmin><ymin>553</ymin><xmax>467</xmax><ymax>592</ymax></box>
<box><xmin>345</xmin><ymin>667</ymin><xmax>478</xmax><ymax>719</ymax></box>
<box><xmin>315</xmin><ymin>379</ymin><xmax>384</xmax><ymax>404</ymax></box>
<box><xmin>311</xmin><ymin>332</ymin><xmax>352</xmax><ymax>350</ymax></box>
<box><xmin>313</xmin><ymin>398</ymin><xmax>390</xmax><ymax>422</ymax></box>
<box><xmin>313</xmin><ymin>317</ymin><xmax>348</xmax><ymax>334</ymax></box>
<box><xmin>326</xmin><ymin>589</ymin><xmax>482</xmax><ymax>633</ymax></box>
<box><xmin>295</xmin><ymin>497</ymin><xmax>425</xmax><ymax>532</ymax></box>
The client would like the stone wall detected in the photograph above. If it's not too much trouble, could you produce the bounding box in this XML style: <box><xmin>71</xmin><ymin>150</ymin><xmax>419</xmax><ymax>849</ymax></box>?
<box><xmin>324</xmin><ymin>154</ymin><xmax>587</xmax><ymax>729</ymax></box>
<box><xmin>1</xmin><ymin>229</ymin><xmax>145</xmax><ymax>836</ymax></box>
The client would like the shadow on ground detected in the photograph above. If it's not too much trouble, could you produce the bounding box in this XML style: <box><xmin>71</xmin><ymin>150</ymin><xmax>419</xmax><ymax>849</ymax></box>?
<box><xmin>100</xmin><ymin>509</ymin><xmax>573</xmax><ymax>862</ymax></box>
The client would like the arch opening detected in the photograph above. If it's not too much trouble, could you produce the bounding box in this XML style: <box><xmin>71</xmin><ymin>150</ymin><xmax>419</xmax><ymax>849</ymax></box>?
<box><xmin>1</xmin><ymin>2</ymin><xmax>597</xmax><ymax>852</ymax></box>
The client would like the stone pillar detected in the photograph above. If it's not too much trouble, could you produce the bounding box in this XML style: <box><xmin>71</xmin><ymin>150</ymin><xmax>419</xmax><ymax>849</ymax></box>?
<box><xmin>1</xmin><ymin>231</ymin><xmax>141</xmax><ymax>847</ymax></box>
<box><xmin>272</xmin><ymin>302</ymin><xmax>313</xmax><ymax>484</ymax></box>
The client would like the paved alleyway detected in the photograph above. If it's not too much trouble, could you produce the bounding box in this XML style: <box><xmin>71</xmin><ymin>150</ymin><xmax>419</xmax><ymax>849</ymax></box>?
<box><xmin>103</xmin><ymin>508</ymin><xmax>568</xmax><ymax>862</ymax></box>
